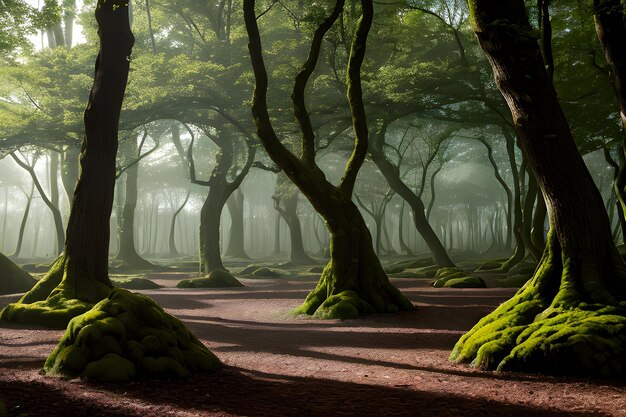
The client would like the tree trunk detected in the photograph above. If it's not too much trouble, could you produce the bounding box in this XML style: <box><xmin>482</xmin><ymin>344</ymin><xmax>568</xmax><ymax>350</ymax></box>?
<box><xmin>273</xmin><ymin>188</ymin><xmax>313</xmax><ymax>265</ymax></box>
<box><xmin>115</xmin><ymin>138</ymin><xmax>155</xmax><ymax>269</ymax></box>
<box><xmin>244</xmin><ymin>0</ymin><xmax>412</xmax><ymax>318</ymax></box>
<box><xmin>450</xmin><ymin>0</ymin><xmax>626</xmax><ymax>378</ymax></box>
<box><xmin>10</xmin><ymin>184</ymin><xmax>34</xmax><ymax>259</ymax></box>
<box><xmin>199</xmin><ymin>187</ymin><xmax>228</xmax><ymax>273</ymax></box>
<box><xmin>60</xmin><ymin>145</ymin><xmax>80</xmax><ymax>209</ymax></box>
<box><xmin>224</xmin><ymin>189</ymin><xmax>249</xmax><ymax>259</ymax></box>
<box><xmin>169</xmin><ymin>190</ymin><xmax>190</xmax><ymax>257</ymax></box>
<box><xmin>370</xmin><ymin>133</ymin><xmax>455</xmax><ymax>267</ymax></box>
<box><xmin>0</xmin><ymin>0</ymin><xmax>134</xmax><ymax>328</ymax></box>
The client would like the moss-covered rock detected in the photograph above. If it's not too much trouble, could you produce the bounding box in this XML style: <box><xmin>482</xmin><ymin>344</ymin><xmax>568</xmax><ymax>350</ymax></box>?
<box><xmin>177</xmin><ymin>269</ymin><xmax>244</xmax><ymax>288</ymax></box>
<box><xmin>0</xmin><ymin>253</ymin><xmax>37</xmax><ymax>295</ymax></box>
<box><xmin>113</xmin><ymin>277</ymin><xmax>162</xmax><ymax>290</ymax></box>
<box><xmin>44</xmin><ymin>288</ymin><xmax>221</xmax><ymax>382</ymax></box>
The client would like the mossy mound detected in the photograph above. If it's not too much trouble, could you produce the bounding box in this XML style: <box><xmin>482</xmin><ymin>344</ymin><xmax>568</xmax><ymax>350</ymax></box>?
<box><xmin>432</xmin><ymin>268</ymin><xmax>485</xmax><ymax>288</ymax></box>
<box><xmin>308</xmin><ymin>266</ymin><xmax>325</xmax><ymax>273</ymax></box>
<box><xmin>249</xmin><ymin>267</ymin><xmax>282</xmax><ymax>278</ymax></box>
<box><xmin>113</xmin><ymin>277</ymin><xmax>162</xmax><ymax>290</ymax></box>
<box><xmin>392</xmin><ymin>264</ymin><xmax>440</xmax><ymax>278</ymax></box>
<box><xmin>239</xmin><ymin>264</ymin><xmax>264</xmax><ymax>275</ymax></box>
<box><xmin>0</xmin><ymin>253</ymin><xmax>37</xmax><ymax>295</ymax></box>
<box><xmin>177</xmin><ymin>269</ymin><xmax>244</xmax><ymax>288</ymax></box>
<box><xmin>44</xmin><ymin>288</ymin><xmax>221</xmax><ymax>382</ymax></box>
<box><xmin>294</xmin><ymin>290</ymin><xmax>377</xmax><ymax>320</ymax></box>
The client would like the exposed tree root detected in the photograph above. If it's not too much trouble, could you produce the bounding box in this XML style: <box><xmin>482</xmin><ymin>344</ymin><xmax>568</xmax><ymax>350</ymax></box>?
<box><xmin>450</xmin><ymin>233</ymin><xmax>626</xmax><ymax>378</ymax></box>
<box><xmin>177</xmin><ymin>269</ymin><xmax>244</xmax><ymax>288</ymax></box>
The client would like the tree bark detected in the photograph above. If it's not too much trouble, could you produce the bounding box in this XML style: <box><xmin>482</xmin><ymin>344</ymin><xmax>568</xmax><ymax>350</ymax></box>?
<box><xmin>0</xmin><ymin>0</ymin><xmax>134</xmax><ymax>328</ymax></box>
<box><xmin>115</xmin><ymin>137</ymin><xmax>155</xmax><ymax>269</ymax></box>
<box><xmin>10</xmin><ymin>183</ymin><xmax>34</xmax><ymax>259</ymax></box>
<box><xmin>450</xmin><ymin>0</ymin><xmax>626</xmax><ymax>378</ymax></box>
<box><xmin>224</xmin><ymin>189</ymin><xmax>249</xmax><ymax>259</ymax></box>
<box><xmin>244</xmin><ymin>0</ymin><xmax>412</xmax><ymax>318</ymax></box>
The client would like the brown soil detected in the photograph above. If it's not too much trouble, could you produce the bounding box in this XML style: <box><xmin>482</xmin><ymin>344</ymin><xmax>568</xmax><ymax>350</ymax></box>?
<box><xmin>1</xmin><ymin>273</ymin><xmax>625</xmax><ymax>416</ymax></box>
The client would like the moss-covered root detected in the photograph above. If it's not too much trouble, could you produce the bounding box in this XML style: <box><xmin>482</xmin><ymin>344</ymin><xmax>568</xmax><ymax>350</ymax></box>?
<box><xmin>450</xmin><ymin>243</ymin><xmax>626</xmax><ymax>378</ymax></box>
<box><xmin>44</xmin><ymin>288</ymin><xmax>221</xmax><ymax>382</ymax></box>
<box><xmin>432</xmin><ymin>267</ymin><xmax>486</xmax><ymax>288</ymax></box>
<box><xmin>0</xmin><ymin>281</ymin><xmax>111</xmax><ymax>329</ymax></box>
<box><xmin>177</xmin><ymin>269</ymin><xmax>244</xmax><ymax>288</ymax></box>
<box><xmin>293</xmin><ymin>262</ymin><xmax>414</xmax><ymax>320</ymax></box>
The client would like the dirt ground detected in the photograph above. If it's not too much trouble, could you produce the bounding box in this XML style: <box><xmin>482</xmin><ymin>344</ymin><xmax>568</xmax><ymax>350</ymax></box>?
<box><xmin>1</xmin><ymin>272</ymin><xmax>625</xmax><ymax>416</ymax></box>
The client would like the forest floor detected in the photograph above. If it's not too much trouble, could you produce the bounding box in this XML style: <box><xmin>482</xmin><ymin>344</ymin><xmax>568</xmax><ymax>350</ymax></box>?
<box><xmin>1</xmin><ymin>265</ymin><xmax>625</xmax><ymax>417</ymax></box>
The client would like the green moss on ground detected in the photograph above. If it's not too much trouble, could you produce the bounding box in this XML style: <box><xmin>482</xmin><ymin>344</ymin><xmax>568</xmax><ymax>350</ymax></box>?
<box><xmin>0</xmin><ymin>253</ymin><xmax>37</xmax><ymax>295</ymax></box>
<box><xmin>239</xmin><ymin>264</ymin><xmax>264</xmax><ymax>275</ymax></box>
<box><xmin>249</xmin><ymin>267</ymin><xmax>282</xmax><ymax>278</ymax></box>
<box><xmin>44</xmin><ymin>288</ymin><xmax>221</xmax><ymax>382</ymax></box>
<box><xmin>177</xmin><ymin>269</ymin><xmax>244</xmax><ymax>288</ymax></box>
<box><xmin>432</xmin><ymin>267</ymin><xmax>485</xmax><ymax>288</ymax></box>
<box><xmin>112</xmin><ymin>277</ymin><xmax>162</xmax><ymax>290</ymax></box>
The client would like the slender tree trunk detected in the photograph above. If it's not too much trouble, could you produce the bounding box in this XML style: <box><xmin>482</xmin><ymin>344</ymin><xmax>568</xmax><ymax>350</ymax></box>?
<box><xmin>451</xmin><ymin>0</ymin><xmax>626</xmax><ymax>377</ymax></box>
<box><xmin>273</xmin><ymin>187</ymin><xmax>313</xmax><ymax>265</ymax></box>
<box><xmin>169</xmin><ymin>191</ymin><xmax>190</xmax><ymax>257</ymax></box>
<box><xmin>10</xmin><ymin>184</ymin><xmax>35</xmax><ymax>259</ymax></box>
<box><xmin>500</xmin><ymin>128</ymin><xmax>525</xmax><ymax>270</ymax></box>
<box><xmin>116</xmin><ymin>138</ymin><xmax>154</xmax><ymax>268</ymax></box>
<box><xmin>370</xmin><ymin>132</ymin><xmax>455</xmax><ymax>267</ymax></box>
<box><xmin>224</xmin><ymin>189</ymin><xmax>249</xmax><ymax>258</ymax></box>
<box><xmin>1</xmin><ymin>0</ymin><xmax>134</xmax><ymax>328</ymax></box>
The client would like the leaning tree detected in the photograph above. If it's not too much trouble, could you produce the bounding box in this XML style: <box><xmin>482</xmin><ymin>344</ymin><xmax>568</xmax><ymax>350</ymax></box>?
<box><xmin>449</xmin><ymin>0</ymin><xmax>626</xmax><ymax>378</ymax></box>
<box><xmin>243</xmin><ymin>0</ymin><xmax>413</xmax><ymax>318</ymax></box>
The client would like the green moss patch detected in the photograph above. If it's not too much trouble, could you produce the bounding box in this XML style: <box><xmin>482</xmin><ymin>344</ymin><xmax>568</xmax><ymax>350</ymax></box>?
<box><xmin>112</xmin><ymin>277</ymin><xmax>162</xmax><ymax>290</ymax></box>
<box><xmin>432</xmin><ymin>267</ymin><xmax>485</xmax><ymax>288</ymax></box>
<box><xmin>177</xmin><ymin>269</ymin><xmax>244</xmax><ymax>288</ymax></box>
<box><xmin>475</xmin><ymin>258</ymin><xmax>508</xmax><ymax>271</ymax></box>
<box><xmin>0</xmin><ymin>253</ymin><xmax>37</xmax><ymax>295</ymax></box>
<box><xmin>44</xmin><ymin>288</ymin><xmax>221</xmax><ymax>382</ymax></box>
<box><xmin>294</xmin><ymin>290</ymin><xmax>376</xmax><ymax>320</ymax></box>
<box><xmin>239</xmin><ymin>264</ymin><xmax>264</xmax><ymax>275</ymax></box>
<box><xmin>493</xmin><ymin>274</ymin><xmax>531</xmax><ymax>288</ymax></box>
<box><xmin>0</xmin><ymin>279</ymin><xmax>112</xmax><ymax>329</ymax></box>
<box><xmin>308</xmin><ymin>266</ymin><xmax>325</xmax><ymax>273</ymax></box>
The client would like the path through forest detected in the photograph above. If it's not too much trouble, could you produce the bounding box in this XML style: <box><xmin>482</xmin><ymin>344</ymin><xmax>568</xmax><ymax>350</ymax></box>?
<box><xmin>1</xmin><ymin>272</ymin><xmax>625</xmax><ymax>416</ymax></box>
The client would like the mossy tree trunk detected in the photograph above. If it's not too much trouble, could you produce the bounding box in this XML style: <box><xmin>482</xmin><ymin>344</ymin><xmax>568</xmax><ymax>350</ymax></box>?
<box><xmin>244</xmin><ymin>0</ymin><xmax>413</xmax><ymax>318</ymax></box>
<box><xmin>168</xmin><ymin>190</ymin><xmax>190</xmax><ymax>258</ymax></box>
<box><xmin>450</xmin><ymin>0</ymin><xmax>626</xmax><ymax>377</ymax></box>
<box><xmin>0</xmin><ymin>0</ymin><xmax>134</xmax><ymax>328</ymax></box>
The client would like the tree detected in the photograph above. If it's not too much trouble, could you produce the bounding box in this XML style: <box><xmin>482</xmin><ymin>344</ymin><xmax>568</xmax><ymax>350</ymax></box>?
<box><xmin>449</xmin><ymin>0</ymin><xmax>626</xmax><ymax>378</ymax></box>
<box><xmin>244</xmin><ymin>0</ymin><xmax>413</xmax><ymax>318</ymax></box>
<box><xmin>0</xmin><ymin>0</ymin><xmax>135</xmax><ymax>328</ymax></box>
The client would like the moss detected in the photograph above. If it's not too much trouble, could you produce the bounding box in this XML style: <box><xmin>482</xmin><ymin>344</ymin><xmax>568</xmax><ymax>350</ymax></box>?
<box><xmin>392</xmin><ymin>264</ymin><xmax>440</xmax><ymax>278</ymax></box>
<box><xmin>432</xmin><ymin>268</ymin><xmax>485</xmax><ymax>288</ymax></box>
<box><xmin>112</xmin><ymin>277</ymin><xmax>162</xmax><ymax>290</ymax></box>
<box><xmin>308</xmin><ymin>266</ymin><xmax>325</xmax><ymax>273</ymax></box>
<box><xmin>441</xmin><ymin>276</ymin><xmax>486</xmax><ymax>288</ymax></box>
<box><xmin>450</xmin><ymin>231</ymin><xmax>626</xmax><ymax>378</ymax></box>
<box><xmin>312</xmin><ymin>290</ymin><xmax>376</xmax><ymax>319</ymax></box>
<box><xmin>239</xmin><ymin>264</ymin><xmax>264</xmax><ymax>275</ymax></box>
<box><xmin>177</xmin><ymin>269</ymin><xmax>244</xmax><ymax>288</ymax></box>
<box><xmin>494</xmin><ymin>274</ymin><xmax>531</xmax><ymax>288</ymax></box>
<box><xmin>44</xmin><ymin>288</ymin><xmax>221</xmax><ymax>382</ymax></box>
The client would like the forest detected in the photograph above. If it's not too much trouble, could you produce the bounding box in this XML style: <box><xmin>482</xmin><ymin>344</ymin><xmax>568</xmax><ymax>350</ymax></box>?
<box><xmin>0</xmin><ymin>0</ymin><xmax>625</xmax><ymax>415</ymax></box>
